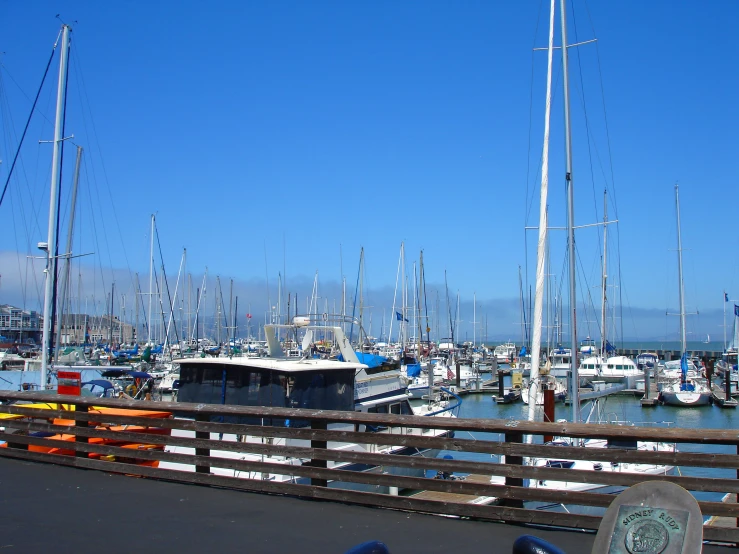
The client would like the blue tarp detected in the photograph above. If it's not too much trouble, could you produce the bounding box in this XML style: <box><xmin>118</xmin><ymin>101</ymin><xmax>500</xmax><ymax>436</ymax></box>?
<box><xmin>355</xmin><ymin>353</ymin><xmax>388</xmax><ymax>368</ymax></box>
<box><xmin>406</xmin><ymin>363</ymin><xmax>422</xmax><ymax>377</ymax></box>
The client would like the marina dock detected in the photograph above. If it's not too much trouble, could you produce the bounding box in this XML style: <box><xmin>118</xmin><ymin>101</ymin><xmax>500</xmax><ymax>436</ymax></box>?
<box><xmin>410</xmin><ymin>473</ymin><xmax>497</xmax><ymax>505</ymax></box>
<box><xmin>711</xmin><ymin>384</ymin><xmax>738</xmax><ymax>408</ymax></box>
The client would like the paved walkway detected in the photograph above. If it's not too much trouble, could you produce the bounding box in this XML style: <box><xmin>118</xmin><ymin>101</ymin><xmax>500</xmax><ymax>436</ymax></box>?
<box><xmin>0</xmin><ymin>458</ymin><xmax>730</xmax><ymax>553</ymax></box>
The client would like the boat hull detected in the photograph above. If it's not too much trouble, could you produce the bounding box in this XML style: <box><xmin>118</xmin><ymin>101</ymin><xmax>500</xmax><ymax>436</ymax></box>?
<box><xmin>660</xmin><ymin>390</ymin><xmax>712</xmax><ymax>406</ymax></box>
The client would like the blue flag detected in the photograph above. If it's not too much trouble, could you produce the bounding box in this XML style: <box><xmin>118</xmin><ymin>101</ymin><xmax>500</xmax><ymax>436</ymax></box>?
<box><xmin>735</xmin><ymin>304</ymin><xmax>739</xmax><ymax>317</ymax></box>
<box><xmin>396</xmin><ymin>311</ymin><xmax>408</xmax><ymax>322</ymax></box>
<box><xmin>726</xmin><ymin>292</ymin><xmax>730</xmax><ymax>302</ymax></box>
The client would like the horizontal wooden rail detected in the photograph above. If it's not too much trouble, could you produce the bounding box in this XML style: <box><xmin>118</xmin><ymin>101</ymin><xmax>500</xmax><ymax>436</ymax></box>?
<box><xmin>2</xmin><ymin>390</ymin><xmax>739</xmax><ymax>444</ymax></box>
<box><xmin>3</xmin><ymin>406</ymin><xmax>737</xmax><ymax>470</ymax></box>
<box><xmin>3</xmin><ymin>417</ymin><xmax>735</xmax><ymax>499</ymax></box>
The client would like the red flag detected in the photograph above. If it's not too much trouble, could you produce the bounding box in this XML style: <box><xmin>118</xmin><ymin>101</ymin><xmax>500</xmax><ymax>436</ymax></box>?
<box><xmin>447</xmin><ymin>366</ymin><xmax>455</xmax><ymax>380</ymax></box>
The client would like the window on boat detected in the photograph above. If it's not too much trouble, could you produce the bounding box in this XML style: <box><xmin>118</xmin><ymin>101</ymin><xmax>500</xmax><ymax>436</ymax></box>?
<box><xmin>390</xmin><ymin>403</ymin><xmax>401</xmax><ymax>415</ymax></box>
<box><xmin>607</xmin><ymin>439</ymin><xmax>638</xmax><ymax>450</ymax></box>
<box><xmin>545</xmin><ymin>460</ymin><xmax>575</xmax><ymax>469</ymax></box>
<box><xmin>617</xmin><ymin>365</ymin><xmax>624</xmax><ymax>370</ymax></box>
<box><xmin>176</xmin><ymin>363</ymin><xmax>355</xmax><ymax>426</ymax></box>
<box><xmin>608</xmin><ymin>364</ymin><xmax>614</xmax><ymax>369</ymax></box>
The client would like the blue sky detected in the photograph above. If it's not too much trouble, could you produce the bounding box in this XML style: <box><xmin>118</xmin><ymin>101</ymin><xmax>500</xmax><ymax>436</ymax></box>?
<box><xmin>0</xmin><ymin>1</ymin><xmax>737</xmax><ymax>343</ymax></box>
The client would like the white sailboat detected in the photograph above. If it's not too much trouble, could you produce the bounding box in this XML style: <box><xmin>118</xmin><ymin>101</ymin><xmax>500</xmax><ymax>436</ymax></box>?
<box><xmin>495</xmin><ymin>0</ymin><xmax>674</xmax><ymax>500</ymax></box>
<box><xmin>659</xmin><ymin>184</ymin><xmax>712</xmax><ymax>407</ymax></box>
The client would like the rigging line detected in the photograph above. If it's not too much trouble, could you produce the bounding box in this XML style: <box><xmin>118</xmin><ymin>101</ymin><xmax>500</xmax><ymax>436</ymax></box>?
<box><xmin>0</xmin><ymin>35</ymin><xmax>59</xmax><ymax>209</ymax></box>
<box><xmin>0</xmin><ymin>64</ymin><xmax>56</xmax><ymax>128</ymax></box>
<box><xmin>574</xmin><ymin>241</ymin><xmax>599</xmax><ymax>341</ymax></box>
<box><xmin>569</xmin><ymin>0</ymin><xmax>602</xmax><ymax>251</ymax></box>
<box><xmin>70</xmin><ymin>48</ymin><xmax>136</xmax><ymax>286</ymax></box>
<box><xmin>582</xmin><ymin>0</ymin><xmax>618</xmax><ymax>218</ymax></box>
<box><xmin>154</xmin><ymin>221</ymin><xmax>180</xmax><ymax>345</ymax></box>
<box><xmin>81</xmin><ymin>154</ymin><xmax>107</xmax><ymax>301</ymax></box>
<box><xmin>70</xmin><ymin>54</ymin><xmax>118</xmax><ymax>286</ymax></box>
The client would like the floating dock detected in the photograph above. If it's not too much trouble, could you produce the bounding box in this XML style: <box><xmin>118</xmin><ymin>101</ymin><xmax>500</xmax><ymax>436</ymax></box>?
<box><xmin>711</xmin><ymin>384</ymin><xmax>738</xmax><ymax>408</ymax></box>
<box><xmin>409</xmin><ymin>474</ymin><xmax>497</xmax><ymax>506</ymax></box>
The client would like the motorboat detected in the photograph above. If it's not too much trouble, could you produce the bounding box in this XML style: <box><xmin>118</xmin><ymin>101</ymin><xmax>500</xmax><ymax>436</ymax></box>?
<box><xmin>493</xmin><ymin>341</ymin><xmax>517</xmax><ymax>364</ymax></box>
<box><xmin>597</xmin><ymin>355</ymin><xmax>643</xmax><ymax>381</ymax></box>
<box><xmin>160</xmin><ymin>323</ymin><xmax>461</xmax><ymax>492</ymax></box>
<box><xmin>547</xmin><ymin>347</ymin><xmax>574</xmax><ymax>379</ymax></box>
<box><xmin>636</xmin><ymin>352</ymin><xmax>659</xmax><ymax>371</ymax></box>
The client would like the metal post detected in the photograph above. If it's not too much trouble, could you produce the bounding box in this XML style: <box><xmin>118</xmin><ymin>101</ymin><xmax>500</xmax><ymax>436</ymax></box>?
<box><xmin>456</xmin><ymin>361</ymin><xmax>461</xmax><ymax>388</ymax></box>
<box><xmin>543</xmin><ymin>386</ymin><xmax>555</xmax><ymax>443</ymax></box>
<box><xmin>560</xmin><ymin>0</ymin><xmax>580</xmax><ymax>423</ymax></box>
<box><xmin>644</xmin><ymin>362</ymin><xmax>650</xmax><ymax>400</ymax></box>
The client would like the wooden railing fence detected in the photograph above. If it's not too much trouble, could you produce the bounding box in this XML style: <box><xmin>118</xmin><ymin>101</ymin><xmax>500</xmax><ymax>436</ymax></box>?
<box><xmin>0</xmin><ymin>391</ymin><xmax>737</xmax><ymax>543</ymax></box>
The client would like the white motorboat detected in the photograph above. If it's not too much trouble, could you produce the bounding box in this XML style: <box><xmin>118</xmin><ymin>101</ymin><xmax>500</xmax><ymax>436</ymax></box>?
<box><xmin>493</xmin><ymin>341</ymin><xmax>517</xmax><ymax>364</ymax></box>
<box><xmin>160</xmin><ymin>323</ymin><xmax>460</xmax><ymax>492</ymax></box>
<box><xmin>548</xmin><ymin>347</ymin><xmax>574</xmax><ymax>379</ymax></box>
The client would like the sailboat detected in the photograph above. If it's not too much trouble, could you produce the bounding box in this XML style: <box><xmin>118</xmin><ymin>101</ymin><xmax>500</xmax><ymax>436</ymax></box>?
<box><xmin>659</xmin><ymin>184</ymin><xmax>712</xmax><ymax>407</ymax></box>
<box><xmin>491</xmin><ymin>0</ymin><xmax>675</xmax><ymax>499</ymax></box>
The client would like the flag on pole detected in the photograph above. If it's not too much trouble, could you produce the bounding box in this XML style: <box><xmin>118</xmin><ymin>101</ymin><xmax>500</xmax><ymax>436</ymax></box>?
<box><xmin>396</xmin><ymin>311</ymin><xmax>408</xmax><ymax>322</ymax></box>
<box><xmin>735</xmin><ymin>304</ymin><xmax>739</xmax><ymax>318</ymax></box>
<box><xmin>447</xmin><ymin>366</ymin><xmax>455</xmax><ymax>380</ymax></box>
<box><xmin>725</xmin><ymin>292</ymin><xmax>729</xmax><ymax>302</ymax></box>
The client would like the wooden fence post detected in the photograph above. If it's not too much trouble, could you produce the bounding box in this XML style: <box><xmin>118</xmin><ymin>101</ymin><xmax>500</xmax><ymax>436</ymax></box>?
<box><xmin>502</xmin><ymin>430</ymin><xmax>524</xmax><ymax>508</ymax></box>
<box><xmin>195</xmin><ymin>413</ymin><xmax>210</xmax><ymax>474</ymax></box>
<box><xmin>75</xmin><ymin>404</ymin><xmax>88</xmax><ymax>458</ymax></box>
<box><xmin>311</xmin><ymin>420</ymin><xmax>328</xmax><ymax>487</ymax></box>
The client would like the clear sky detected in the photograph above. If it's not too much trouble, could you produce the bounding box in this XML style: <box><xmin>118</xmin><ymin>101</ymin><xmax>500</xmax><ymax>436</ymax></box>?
<box><xmin>0</xmin><ymin>1</ymin><xmax>737</xmax><ymax>343</ymax></box>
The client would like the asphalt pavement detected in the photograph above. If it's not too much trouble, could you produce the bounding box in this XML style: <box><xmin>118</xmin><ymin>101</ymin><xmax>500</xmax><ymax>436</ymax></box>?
<box><xmin>0</xmin><ymin>458</ymin><xmax>729</xmax><ymax>553</ymax></box>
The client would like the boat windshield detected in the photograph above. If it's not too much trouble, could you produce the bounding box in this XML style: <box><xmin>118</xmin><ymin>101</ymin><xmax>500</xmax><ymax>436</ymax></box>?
<box><xmin>177</xmin><ymin>362</ymin><xmax>355</xmax><ymax>426</ymax></box>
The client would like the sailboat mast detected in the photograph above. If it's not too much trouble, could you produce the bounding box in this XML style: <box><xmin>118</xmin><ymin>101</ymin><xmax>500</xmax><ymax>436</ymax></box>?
<box><xmin>54</xmin><ymin>145</ymin><xmax>83</xmax><ymax>362</ymax></box>
<box><xmin>148</xmin><ymin>214</ymin><xmax>155</xmax><ymax>345</ymax></box>
<box><xmin>40</xmin><ymin>24</ymin><xmax>71</xmax><ymax>388</ymax></box>
<box><xmin>675</xmin><ymin>184</ymin><xmax>687</xmax><ymax>353</ymax></box>
<box><xmin>600</xmin><ymin>190</ymin><xmax>608</xmax><ymax>357</ymax></box>
<box><xmin>526</xmin><ymin>0</ymin><xmax>555</xmax><ymax>420</ymax></box>
<box><xmin>560</xmin><ymin>0</ymin><xmax>580</xmax><ymax>420</ymax></box>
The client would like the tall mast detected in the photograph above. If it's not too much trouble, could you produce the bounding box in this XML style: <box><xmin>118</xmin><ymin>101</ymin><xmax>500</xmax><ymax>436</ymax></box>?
<box><xmin>560</xmin><ymin>0</ymin><xmax>580</xmax><ymax>421</ymax></box>
<box><xmin>40</xmin><ymin>24</ymin><xmax>71</xmax><ymax>388</ymax></box>
<box><xmin>526</xmin><ymin>0</ymin><xmax>555</xmax><ymax>422</ymax></box>
<box><xmin>473</xmin><ymin>292</ymin><xmax>476</xmax><ymax>347</ymax></box>
<box><xmin>675</xmin><ymin>184</ymin><xmax>687</xmax><ymax>354</ymax></box>
<box><xmin>54</xmin><ymin>145</ymin><xmax>83</xmax><ymax>362</ymax></box>
<box><xmin>600</xmin><ymin>190</ymin><xmax>608</xmax><ymax>357</ymax></box>
<box><xmin>147</xmin><ymin>214</ymin><xmax>155</xmax><ymax>344</ymax></box>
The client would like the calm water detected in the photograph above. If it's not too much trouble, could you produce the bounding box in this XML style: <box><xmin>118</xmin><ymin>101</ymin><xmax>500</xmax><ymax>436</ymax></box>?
<box><xmin>429</xmin><ymin>388</ymin><xmax>736</xmax><ymax>505</ymax></box>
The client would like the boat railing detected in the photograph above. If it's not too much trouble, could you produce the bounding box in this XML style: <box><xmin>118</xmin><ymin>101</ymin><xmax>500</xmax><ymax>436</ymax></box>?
<box><xmin>0</xmin><ymin>390</ymin><xmax>737</xmax><ymax>544</ymax></box>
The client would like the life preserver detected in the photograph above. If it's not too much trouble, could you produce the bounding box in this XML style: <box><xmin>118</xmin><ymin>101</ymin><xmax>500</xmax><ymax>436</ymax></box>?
<box><xmin>125</xmin><ymin>384</ymin><xmax>138</xmax><ymax>397</ymax></box>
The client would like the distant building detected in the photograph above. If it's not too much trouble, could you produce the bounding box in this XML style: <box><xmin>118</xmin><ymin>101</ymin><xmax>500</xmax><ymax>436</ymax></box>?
<box><xmin>0</xmin><ymin>304</ymin><xmax>42</xmax><ymax>344</ymax></box>
<box><xmin>58</xmin><ymin>314</ymin><xmax>134</xmax><ymax>346</ymax></box>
